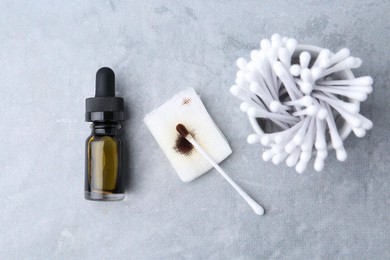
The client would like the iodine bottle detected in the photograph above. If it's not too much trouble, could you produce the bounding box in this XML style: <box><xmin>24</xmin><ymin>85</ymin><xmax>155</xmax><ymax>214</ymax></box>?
<box><xmin>85</xmin><ymin>67</ymin><xmax>125</xmax><ymax>201</ymax></box>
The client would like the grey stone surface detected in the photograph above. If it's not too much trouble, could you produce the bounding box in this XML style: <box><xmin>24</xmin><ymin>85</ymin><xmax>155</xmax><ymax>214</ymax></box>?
<box><xmin>0</xmin><ymin>0</ymin><xmax>389</xmax><ymax>259</ymax></box>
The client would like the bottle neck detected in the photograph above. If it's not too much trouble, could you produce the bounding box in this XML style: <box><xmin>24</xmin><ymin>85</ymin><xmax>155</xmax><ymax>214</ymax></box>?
<box><xmin>90</xmin><ymin>122</ymin><xmax>121</xmax><ymax>136</ymax></box>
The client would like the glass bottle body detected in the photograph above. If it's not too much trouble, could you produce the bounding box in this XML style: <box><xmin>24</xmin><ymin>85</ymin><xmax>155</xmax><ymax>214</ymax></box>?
<box><xmin>85</xmin><ymin>122</ymin><xmax>124</xmax><ymax>201</ymax></box>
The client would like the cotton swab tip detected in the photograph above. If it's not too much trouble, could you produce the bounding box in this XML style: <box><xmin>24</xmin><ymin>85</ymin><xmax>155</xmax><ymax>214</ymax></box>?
<box><xmin>250</xmin><ymin>50</ymin><xmax>260</xmax><ymax>61</ymax></box>
<box><xmin>299</xmin><ymin>52</ymin><xmax>311</xmax><ymax>68</ymax></box>
<box><xmin>317</xmin><ymin>149</ymin><xmax>328</xmax><ymax>160</ymax></box>
<box><xmin>300</xmin><ymin>82</ymin><xmax>313</xmax><ymax>94</ymax></box>
<box><xmin>270</xmin><ymin>101</ymin><xmax>282</xmax><ymax>112</ymax></box>
<box><xmin>290</xmin><ymin>64</ymin><xmax>301</xmax><ymax>76</ymax></box>
<box><xmin>353</xmin><ymin>127</ymin><xmax>366</xmax><ymax>138</ymax></box>
<box><xmin>285</xmin><ymin>141</ymin><xmax>297</xmax><ymax>153</ymax></box>
<box><xmin>176</xmin><ymin>124</ymin><xmax>190</xmax><ymax>138</ymax></box>
<box><xmin>319</xmin><ymin>59</ymin><xmax>331</xmax><ymax>69</ymax></box>
<box><xmin>336</xmin><ymin>147</ymin><xmax>348</xmax><ymax>162</ymax></box>
<box><xmin>247</xmin><ymin>134</ymin><xmax>261</xmax><ymax>144</ymax></box>
<box><xmin>314</xmin><ymin>158</ymin><xmax>325</xmax><ymax>172</ymax></box>
<box><xmin>274</xmin><ymin>134</ymin><xmax>284</xmax><ymax>144</ymax></box>
<box><xmin>247</xmin><ymin>107</ymin><xmax>257</xmax><ymax>118</ymax></box>
<box><xmin>298</xmin><ymin>95</ymin><xmax>313</xmax><ymax>106</ymax></box>
<box><xmin>306</xmin><ymin>105</ymin><xmax>318</xmax><ymax>116</ymax></box>
<box><xmin>260</xmin><ymin>39</ymin><xmax>271</xmax><ymax>49</ymax></box>
<box><xmin>260</xmin><ymin>135</ymin><xmax>271</xmax><ymax>146</ymax></box>
<box><xmin>360</xmin><ymin>76</ymin><xmax>373</xmax><ymax>85</ymax></box>
<box><xmin>286</xmin><ymin>38</ymin><xmax>298</xmax><ymax>52</ymax></box>
<box><xmin>240</xmin><ymin>102</ymin><xmax>250</xmax><ymax>112</ymax></box>
<box><xmin>295</xmin><ymin>160</ymin><xmax>307</xmax><ymax>174</ymax></box>
<box><xmin>262</xmin><ymin>150</ymin><xmax>274</xmax><ymax>162</ymax></box>
<box><xmin>338</xmin><ymin>48</ymin><xmax>351</xmax><ymax>57</ymax></box>
<box><xmin>311</xmin><ymin>67</ymin><xmax>323</xmax><ymax>79</ymax></box>
<box><xmin>317</xmin><ymin>108</ymin><xmax>328</xmax><ymax>120</ymax></box>
<box><xmin>300</xmin><ymin>151</ymin><xmax>312</xmax><ymax>161</ymax></box>
<box><xmin>236</xmin><ymin>58</ymin><xmax>247</xmax><ymax>70</ymax></box>
<box><xmin>271</xmin><ymin>33</ymin><xmax>282</xmax><ymax>48</ymax></box>
<box><xmin>315</xmin><ymin>139</ymin><xmax>327</xmax><ymax>150</ymax></box>
<box><xmin>229</xmin><ymin>85</ymin><xmax>240</xmax><ymax>96</ymax></box>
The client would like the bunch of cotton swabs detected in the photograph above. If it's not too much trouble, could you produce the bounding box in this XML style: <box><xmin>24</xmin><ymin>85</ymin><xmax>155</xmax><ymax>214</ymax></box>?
<box><xmin>230</xmin><ymin>34</ymin><xmax>373</xmax><ymax>173</ymax></box>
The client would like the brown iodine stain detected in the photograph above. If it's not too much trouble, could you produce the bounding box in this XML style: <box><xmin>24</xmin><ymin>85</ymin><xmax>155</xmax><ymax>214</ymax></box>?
<box><xmin>173</xmin><ymin>130</ymin><xmax>195</xmax><ymax>155</ymax></box>
<box><xmin>181</xmin><ymin>97</ymin><xmax>191</xmax><ymax>106</ymax></box>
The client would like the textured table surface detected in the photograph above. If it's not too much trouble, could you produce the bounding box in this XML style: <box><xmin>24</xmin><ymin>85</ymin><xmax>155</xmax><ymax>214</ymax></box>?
<box><xmin>0</xmin><ymin>1</ymin><xmax>389</xmax><ymax>259</ymax></box>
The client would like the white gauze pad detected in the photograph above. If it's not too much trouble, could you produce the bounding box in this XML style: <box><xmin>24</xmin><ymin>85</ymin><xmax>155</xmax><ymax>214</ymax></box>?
<box><xmin>144</xmin><ymin>88</ymin><xmax>232</xmax><ymax>182</ymax></box>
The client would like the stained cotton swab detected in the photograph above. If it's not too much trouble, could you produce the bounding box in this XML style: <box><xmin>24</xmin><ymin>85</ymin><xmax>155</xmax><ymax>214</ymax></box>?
<box><xmin>176</xmin><ymin>124</ymin><xmax>265</xmax><ymax>216</ymax></box>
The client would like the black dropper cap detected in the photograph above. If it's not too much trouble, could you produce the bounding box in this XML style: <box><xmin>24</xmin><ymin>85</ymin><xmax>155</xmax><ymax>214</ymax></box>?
<box><xmin>85</xmin><ymin>67</ymin><xmax>124</xmax><ymax>122</ymax></box>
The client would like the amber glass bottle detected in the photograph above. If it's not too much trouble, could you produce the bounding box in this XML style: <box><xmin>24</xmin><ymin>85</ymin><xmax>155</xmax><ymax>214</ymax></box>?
<box><xmin>85</xmin><ymin>67</ymin><xmax>125</xmax><ymax>201</ymax></box>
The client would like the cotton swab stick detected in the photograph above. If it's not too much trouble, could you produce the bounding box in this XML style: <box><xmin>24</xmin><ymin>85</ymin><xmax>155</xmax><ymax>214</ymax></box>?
<box><xmin>312</xmin><ymin>92</ymin><xmax>360</xmax><ymax>114</ymax></box>
<box><xmin>317</xmin><ymin>57</ymin><xmax>361</xmax><ymax>79</ymax></box>
<box><xmin>314</xmin><ymin>149</ymin><xmax>328</xmax><ymax>172</ymax></box>
<box><xmin>260</xmin><ymin>120</ymin><xmax>305</xmax><ymax>146</ymax></box>
<box><xmin>327</xmin><ymin>48</ymin><xmax>350</xmax><ymax>68</ymax></box>
<box><xmin>247</xmin><ymin>107</ymin><xmax>299</xmax><ymax>124</ymax></box>
<box><xmin>314</xmin><ymin>85</ymin><xmax>368</xmax><ymax>101</ymax></box>
<box><xmin>321</xmin><ymin>101</ymin><xmax>348</xmax><ymax>161</ymax></box>
<box><xmin>283</xmin><ymin>95</ymin><xmax>314</xmax><ymax>107</ymax></box>
<box><xmin>176</xmin><ymin>124</ymin><xmax>265</xmax><ymax>216</ymax></box>
<box><xmin>292</xmin><ymin>117</ymin><xmax>311</xmax><ymax>145</ymax></box>
<box><xmin>256</xmin><ymin>54</ymin><xmax>279</xmax><ymax>99</ymax></box>
<box><xmin>230</xmin><ymin>85</ymin><xmax>265</xmax><ymax>107</ymax></box>
<box><xmin>292</xmin><ymin>105</ymin><xmax>318</xmax><ymax>117</ymax></box>
<box><xmin>316</xmin><ymin>85</ymin><xmax>373</xmax><ymax>94</ymax></box>
<box><xmin>278</xmin><ymin>47</ymin><xmax>292</xmax><ymax>68</ymax></box>
<box><xmin>286</xmin><ymin>148</ymin><xmax>301</xmax><ymax>167</ymax></box>
<box><xmin>273</xmin><ymin>61</ymin><xmax>302</xmax><ymax>98</ymax></box>
<box><xmin>316</xmin><ymin>76</ymin><xmax>373</xmax><ymax>86</ymax></box>
<box><xmin>315</xmin><ymin>117</ymin><xmax>327</xmax><ymax>150</ymax></box>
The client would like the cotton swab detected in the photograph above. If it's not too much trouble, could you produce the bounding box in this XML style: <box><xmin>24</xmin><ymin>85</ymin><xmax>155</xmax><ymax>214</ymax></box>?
<box><xmin>327</xmin><ymin>48</ymin><xmax>350</xmax><ymax>68</ymax></box>
<box><xmin>290</xmin><ymin>64</ymin><xmax>301</xmax><ymax>76</ymax></box>
<box><xmin>260</xmin><ymin>38</ymin><xmax>271</xmax><ymax>50</ymax></box>
<box><xmin>316</xmin><ymin>85</ymin><xmax>373</xmax><ymax>94</ymax></box>
<box><xmin>278</xmin><ymin>48</ymin><xmax>292</xmax><ymax>68</ymax></box>
<box><xmin>262</xmin><ymin>120</ymin><xmax>305</xmax><ymax>145</ymax></box>
<box><xmin>176</xmin><ymin>124</ymin><xmax>265</xmax><ymax>216</ymax></box>
<box><xmin>317</xmin><ymin>57</ymin><xmax>361</xmax><ymax>79</ymax></box>
<box><xmin>321</xmin><ymin>101</ymin><xmax>348</xmax><ymax>161</ymax></box>
<box><xmin>315</xmin><ymin>117</ymin><xmax>327</xmax><ymax>150</ymax></box>
<box><xmin>286</xmin><ymin>38</ymin><xmax>298</xmax><ymax>55</ymax></box>
<box><xmin>231</xmin><ymin>35</ymin><xmax>373</xmax><ymax>173</ymax></box>
<box><xmin>283</xmin><ymin>95</ymin><xmax>313</xmax><ymax>107</ymax></box>
<box><xmin>236</xmin><ymin>58</ymin><xmax>248</xmax><ymax>70</ymax></box>
<box><xmin>299</xmin><ymin>52</ymin><xmax>311</xmax><ymax>69</ymax></box>
<box><xmin>273</xmin><ymin>61</ymin><xmax>302</xmax><ymax>98</ymax></box>
<box><xmin>313</xmin><ymin>86</ymin><xmax>368</xmax><ymax>101</ymax></box>
<box><xmin>312</xmin><ymin>49</ymin><xmax>331</xmax><ymax>68</ymax></box>
<box><xmin>312</xmin><ymin>92</ymin><xmax>360</xmax><ymax>114</ymax></box>
<box><xmin>316</xmin><ymin>76</ymin><xmax>373</xmax><ymax>86</ymax></box>
<box><xmin>286</xmin><ymin>148</ymin><xmax>301</xmax><ymax>167</ymax></box>
<box><xmin>247</xmin><ymin>107</ymin><xmax>298</xmax><ymax>123</ymax></box>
